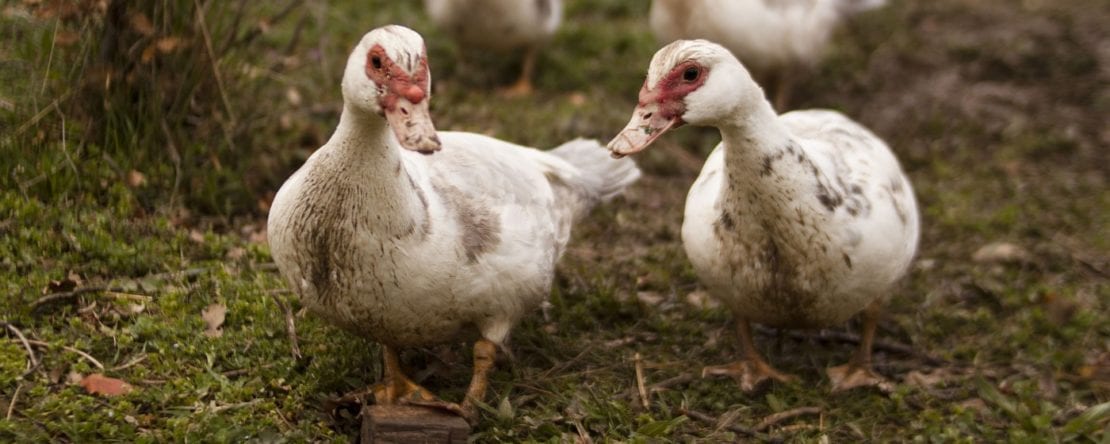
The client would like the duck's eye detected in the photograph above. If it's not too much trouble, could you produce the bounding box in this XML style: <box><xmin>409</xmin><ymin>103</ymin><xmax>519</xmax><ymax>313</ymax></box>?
<box><xmin>371</xmin><ymin>56</ymin><xmax>383</xmax><ymax>70</ymax></box>
<box><xmin>683</xmin><ymin>67</ymin><xmax>699</xmax><ymax>82</ymax></box>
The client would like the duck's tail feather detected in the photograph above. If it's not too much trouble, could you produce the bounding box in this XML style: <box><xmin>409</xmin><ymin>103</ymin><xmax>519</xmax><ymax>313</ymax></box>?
<box><xmin>544</xmin><ymin>138</ymin><xmax>641</xmax><ymax>221</ymax></box>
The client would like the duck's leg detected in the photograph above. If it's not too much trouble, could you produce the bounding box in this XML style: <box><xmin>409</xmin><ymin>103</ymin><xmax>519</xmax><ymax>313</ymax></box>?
<box><xmin>371</xmin><ymin>345</ymin><xmax>442</xmax><ymax>405</ymax></box>
<box><xmin>703</xmin><ymin>318</ymin><xmax>797</xmax><ymax>392</ymax></box>
<box><xmin>826</xmin><ymin>300</ymin><xmax>893</xmax><ymax>392</ymax></box>
<box><xmin>457</xmin><ymin>338</ymin><xmax>497</xmax><ymax>423</ymax></box>
<box><xmin>772</xmin><ymin>68</ymin><xmax>792</xmax><ymax>111</ymax></box>
<box><xmin>500</xmin><ymin>47</ymin><xmax>537</xmax><ymax>97</ymax></box>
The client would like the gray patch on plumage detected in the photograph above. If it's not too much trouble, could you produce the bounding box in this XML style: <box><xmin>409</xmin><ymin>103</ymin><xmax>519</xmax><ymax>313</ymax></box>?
<box><xmin>432</xmin><ymin>181</ymin><xmax>501</xmax><ymax>263</ymax></box>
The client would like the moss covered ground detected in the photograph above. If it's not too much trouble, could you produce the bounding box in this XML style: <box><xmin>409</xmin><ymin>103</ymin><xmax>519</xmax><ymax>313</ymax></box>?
<box><xmin>0</xmin><ymin>0</ymin><xmax>1106</xmax><ymax>441</ymax></box>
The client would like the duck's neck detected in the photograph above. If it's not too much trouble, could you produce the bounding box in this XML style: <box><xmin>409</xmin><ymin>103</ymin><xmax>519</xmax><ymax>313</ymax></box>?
<box><xmin>716</xmin><ymin>100</ymin><xmax>820</xmax><ymax>218</ymax></box>
<box><xmin>313</xmin><ymin>106</ymin><xmax>428</xmax><ymax>237</ymax></box>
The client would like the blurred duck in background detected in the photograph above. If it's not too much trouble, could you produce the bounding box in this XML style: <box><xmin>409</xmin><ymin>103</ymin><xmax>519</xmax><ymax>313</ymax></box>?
<box><xmin>425</xmin><ymin>0</ymin><xmax>563</xmax><ymax>96</ymax></box>
<box><xmin>650</xmin><ymin>0</ymin><xmax>886</xmax><ymax>109</ymax></box>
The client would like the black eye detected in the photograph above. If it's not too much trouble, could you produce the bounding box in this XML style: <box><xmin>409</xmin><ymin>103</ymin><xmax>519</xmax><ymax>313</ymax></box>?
<box><xmin>683</xmin><ymin>67</ymin><xmax>699</xmax><ymax>81</ymax></box>
<box><xmin>371</xmin><ymin>56</ymin><xmax>382</xmax><ymax>70</ymax></box>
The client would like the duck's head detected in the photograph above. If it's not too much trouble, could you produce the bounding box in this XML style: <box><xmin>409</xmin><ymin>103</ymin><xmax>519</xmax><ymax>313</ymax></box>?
<box><xmin>342</xmin><ymin>25</ymin><xmax>440</xmax><ymax>154</ymax></box>
<box><xmin>608</xmin><ymin>40</ymin><xmax>760</xmax><ymax>158</ymax></box>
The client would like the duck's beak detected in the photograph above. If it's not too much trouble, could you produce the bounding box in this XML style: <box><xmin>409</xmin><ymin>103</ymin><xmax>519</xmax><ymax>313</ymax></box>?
<box><xmin>385</xmin><ymin>86</ymin><xmax>441</xmax><ymax>155</ymax></box>
<box><xmin>607</xmin><ymin>102</ymin><xmax>680</xmax><ymax>159</ymax></box>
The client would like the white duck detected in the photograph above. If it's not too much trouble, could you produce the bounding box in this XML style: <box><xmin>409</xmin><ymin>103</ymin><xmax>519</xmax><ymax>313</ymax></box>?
<box><xmin>267</xmin><ymin>25</ymin><xmax>639</xmax><ymax>420</ymax></box>
<box><xmin>650</xmin><ymin>0</ymin><xmax>886</xmax><ymax>108</ymax></box>
<box><xmin>608</xmin><ymin>40</ymin><xmax>918</xmax><ymax>392</ymax></box>
<box><xmin>425</xmin><ymin>0</ymin><xmax>562</xmax><ymax>96</ymax></box>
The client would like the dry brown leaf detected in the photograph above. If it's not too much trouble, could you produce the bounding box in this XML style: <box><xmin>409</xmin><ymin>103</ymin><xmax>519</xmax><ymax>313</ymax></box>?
<box><xmin>972</xmin><ymin>242</ymin><xmax>1033</xmax><ymax>264</ymax></box>
<box><xmin>80</xmin><ymin>373</ymin><xmax>133</xmax><ymax>397</ymax></box>
<box><xmin>202</xmin><ymin>303</ymin><xmax>226</xmax><ymax>338</ymax></box>
<box><xmin>155</xmin><ymin>36</ymin><xmax>182</xmax><ymax>53</ymax></box>
<box><xmin>189</xmin><ymin>229</ymin><xmax>205</xmax><ymax>244</ymax></box>
<box><xmin>685</xmin><ymin>290</ymin><xmax>720</xmax><ymax>309</ymax></box>
<box><xmin>126</xmin><ymin>169</ymin><xmax>146</xmax><ymax>187</ymax></box>
<box><xmin>636</xmin><ymin>291</ymin><xmax>664</xmax><ymax>306</ymax></box>
<box><xmin>225</xmin><ymin>247</ymin><xmax>246</xmax><ymax>261</ymax></box>
<box><xmin>129</xmin><ymin>12</ymin><xmax>154</xmax><ymax>36</ymax></box>
<box><xmin>904</xmin><ymin>369</ymin><xmax>953</xmax><ymax>388</ymax></box>
<box><xmin>55</xmin><ymin>30</ymin><xmax>79</xmax><ymax>46</ymax></box>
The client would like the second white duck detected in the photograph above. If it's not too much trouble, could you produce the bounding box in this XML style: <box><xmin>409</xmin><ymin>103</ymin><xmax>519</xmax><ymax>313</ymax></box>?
<box><xmin>609</xmin><ymin>39</ymin><xmax>918</xmax><ymax>392</ymax></box>
<box><xmin>267</xmin><ymin>25</ymin><xmax>639</xmax><ymax>421</ymax></box>
<box><xmin>650</xmin><ymin>0</ymin><xmax>886</xmax><ymax>108</ymax></box>
<box><xmin>425</xmin><ymin>0</ymin><xmax>563</xmax><ymax>96</ymax></box>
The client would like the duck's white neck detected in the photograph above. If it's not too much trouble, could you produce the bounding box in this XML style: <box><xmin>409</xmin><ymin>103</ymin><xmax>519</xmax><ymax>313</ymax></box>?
<box><xmin>715</xmin><ymin>99</ymin><xmax>822</xmax><ymax>217</ymax></box>
<box><xmin>311</xmin><ymin>105</ymin><xmax>428</xmax><ymax>238</ymax></box>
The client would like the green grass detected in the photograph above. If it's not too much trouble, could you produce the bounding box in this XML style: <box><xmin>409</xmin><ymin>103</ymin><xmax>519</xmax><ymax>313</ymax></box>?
<box><xmin>1</xmin><ymin>0</ymin><xmax>1107</xmax><ymax>441</ymax></box>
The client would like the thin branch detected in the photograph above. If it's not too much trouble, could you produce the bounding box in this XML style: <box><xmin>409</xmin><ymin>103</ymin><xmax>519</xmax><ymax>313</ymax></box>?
<box><xmin>754</xmin><ymin>406</ymin><xmax>822</xmax><ymax>432</ymax></box>
<box><xmin>271</xmin><ymin>295</ymin><xmax>301</xmax><ymax>360</ymax></box>
<box><xmin>193</xmin><ymin>0</ymin><xmax>235</xmax><ymax>123</ymax></box>
<box><xmin>6</xmin><ymin>383</ymin><xmax>23</xmax><ymax>420</ymax></box>
<box><xmin>683</xmin><ymin>408</ymin><xmax>781</xmax><ymax>443</ymax></box>
<box><xmin>1</xmin><ymin>322</ymin><xmax>38</xmax><ymax>375</ymax></box>
<box><xmin>633</xmin><ymin>353</ymin><xmax>649</xmax><ymax>410</ymax></box>
<box><xmin>31</xmin><ymin>286</ymin><xmax>131</xmax><ymax>311</ymax></box>
<box><xmin>109</xmin><ymin>353</ymin><xmax>148</xmax><ymax>372</ymax></box>
<box><xmin>14</xmin><ymin>339</ymin><xmax>105</xmax><ymax>370</ymax></box>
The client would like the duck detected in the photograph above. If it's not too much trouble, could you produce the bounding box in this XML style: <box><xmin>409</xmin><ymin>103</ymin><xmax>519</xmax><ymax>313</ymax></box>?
<box><xmin>267</xmin><ymin>25</ymin><xmax>640</xmax><ymax>421</ymax></box>
<box><xmin>608</xmin><ymin>39</ymin><xmax>918</xmax><ymax>392</ymax></box>
<box><xmin>424</xmin><ymin>0</ymin><xmax>562</xmax><ymax>96</ymax></box>
<box><xmin>649</xmin><ymin>0</ymin><xmax>886</xmax><ymax>109</ymax></box>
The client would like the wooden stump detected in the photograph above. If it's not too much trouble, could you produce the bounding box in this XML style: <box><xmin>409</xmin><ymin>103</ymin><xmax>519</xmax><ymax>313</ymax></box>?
<box><xmin>361</xmin><ymin>405</ymin><xmax>470</xmax><ymax>444</ymax></box>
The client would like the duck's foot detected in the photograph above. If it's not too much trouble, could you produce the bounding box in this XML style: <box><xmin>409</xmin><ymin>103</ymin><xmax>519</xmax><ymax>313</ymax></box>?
<box><xmin>826</xmin><ymin>364</ymin><xmax>893</xmax><ymax>393</ymax></box>
<box><xmin>702</xmin><ymin>360</ymin><xmax>797</xmax><ymax>392</ymax></box>
<box><xmin>499</xmin><ymin>78</ymin><xmax>534</xmax><ymax>97</ymax></box>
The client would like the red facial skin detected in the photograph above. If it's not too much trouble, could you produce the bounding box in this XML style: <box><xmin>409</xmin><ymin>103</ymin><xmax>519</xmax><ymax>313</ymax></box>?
<box><xmin>607</xmin><ymin>60</ymin><xmax>710</xmax><ymax>158</ymax></box>
<box><xmin>638</xmin><ymin>60</ymin><xmax>710</xmax><ymax>126</ymax></box>
<box><xmin>364</xmin><ymin>44</ymin><xmax>430</xmax><ymax>112</ymax></box>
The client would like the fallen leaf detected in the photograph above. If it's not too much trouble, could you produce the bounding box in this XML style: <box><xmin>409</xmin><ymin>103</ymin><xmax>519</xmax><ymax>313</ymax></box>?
<box><xmin>155</xmin><ymin>36</ymin><xmax>182</xmax><ymax>53</ymax></box>
<box><xmin>129</xmin><ymin>12</ymin><xmax>154</xmax><ymax>36</ymax></box>
<box><xmin>66</xmin><ymin>371</ymin><xmax>83</xmax><ymax>385</ymax></box>
<box><xmin>80</xmin><ymin>373</ymin><xmax>133</xmax><ymax>397</ymax></box>
<box><xmin>636</xmin><ymin>291</ymin><xmax>664</xmax><ymax>306</ymax></box>
<box><xmin>202</xmin><ymin>303</ymin><xmax>226</xmax><ymax>338</ymax></box>
<box><xmin>189</xmin><ymin>229</ymin><xmax>205</xmax><ymax>244</ymax></box>
<box><xmin>226</xmin><ymin>247</ymin><xmax>246</xmax><ymax>261</ymax></box>
<box><xmin>685</xmin><ymin>290</ymin><xmax>720</xmax><ymax>309</ymax></box>
<box><xmin>126</xmin><ymin>169</ymin><xmax>146</xmax><ymax>188</ymax></box>
<box><xmin>972</xmin><ymin>242</ymin><xmax>1033</xmax><ymax>264</ymax></box>
<box><xmin>956</xmin><ymin>398</ymin><xmax>989</xmax><ymax>414</ymax></box>
<box><xmin>904</xmin><ymin>369</ymin><xmax>953</xmax><ymax>388</ymax></box>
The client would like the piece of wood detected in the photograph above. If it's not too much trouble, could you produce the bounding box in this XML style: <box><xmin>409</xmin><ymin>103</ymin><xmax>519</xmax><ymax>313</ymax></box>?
<box><xmin>361</xmin><ymin>405</ymin><xmax>469</xmax><ymax>444</ymax></box>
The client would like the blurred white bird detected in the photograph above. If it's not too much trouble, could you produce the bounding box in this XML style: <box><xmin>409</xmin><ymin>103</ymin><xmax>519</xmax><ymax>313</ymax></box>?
<box><xmin>650</xmin><ymin>0</ymin><xmax>887</xmax><ymax>109</ymax></box>
<box><xmin>425</xmin><ymin>0</ymin><xmax>563</xmax><ymax>96</ymax></box>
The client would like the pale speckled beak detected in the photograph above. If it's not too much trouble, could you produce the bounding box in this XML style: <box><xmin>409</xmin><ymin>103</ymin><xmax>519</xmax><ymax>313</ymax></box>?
<box><xmin>607</xmin><ymin>102</ymin><xmax>679</xmax><ymax>159</ymax></box>
<box><xmin>385</xmin><ymin>96</ymin><xmax>441</xmax><ymax>155</ymax></box>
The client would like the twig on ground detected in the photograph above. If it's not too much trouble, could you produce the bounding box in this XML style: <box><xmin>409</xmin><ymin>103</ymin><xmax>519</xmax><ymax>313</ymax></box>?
<box><xmin>15</xmin><ymin>339</ymin><xmax>104</xmax><ymax>370</ymax></box>
<box><xmin>210</xmin><ymin>398</ymin><xmax>264</xmax><ymax>413</ymax></box>
<box><xmin>109</xmin><ymin>354</ymin><xmax>148</xmax><ymax>372</ymax></box>
<box><xmin>755</xmin><ymin>325</ymin><xmax>946</xmax><ymax>365</ymax></box>
<box><xmin>683</xmin><ymin>408</ymin><xmax>781</xmax><ymax>443</ymax></box>
<box><xmin>633</xmin><ymin>353</ymin><xmax>649</xmax><ymax>410</ymax></box>
<box><xmin>6</xmin><ymin>382</ymin><xmax>23</xmax><ymax>420</ymax></box>
<box><xmin>617</xmin><ymin>372</ymin><xmax>695</xmax><ymax>401</ymax></box>
<box><xmin>193</xmin><ymin>0</ymin><xmax>235</xmax><ymax>124</ymax></box>
<box><xmin>222</xmin><ymin>362</ymin><xmax>277</xmax><ymax>378</ymax></box>
<box><xmin>2</xmin><ymin>322</ymin><xmax>38</xmax><ymax>375</ymax></box>
<box><xmin>754</xmin><ymin>406</ymin><xmax>822</xmax><ymax>432</ymax></box>
<box><xmin>272</xmin><ymin>295</ymin><xmax>302</xmax><ymax>360</ymax></box>
<box><xmin>31</xmin><ymin>286</ymin><xmax>136</xmax><ymax>312</ymax></box>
